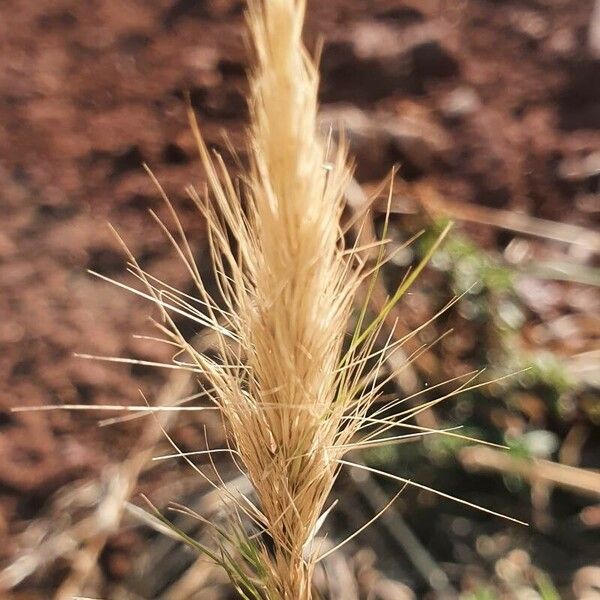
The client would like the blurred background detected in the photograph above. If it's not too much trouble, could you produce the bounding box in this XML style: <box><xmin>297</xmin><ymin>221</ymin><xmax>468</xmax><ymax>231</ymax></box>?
<box><xmin>1</xmin><ymin>1</ymin><xmax>599</xmax><ymax>598</ymax></box>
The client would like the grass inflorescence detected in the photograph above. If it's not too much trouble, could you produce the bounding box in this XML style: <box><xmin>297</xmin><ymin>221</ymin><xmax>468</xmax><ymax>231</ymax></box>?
<box><xmin>15</xmin><ymin>1</ymin><xmax>526</xmax><ymax>598</ymax></box>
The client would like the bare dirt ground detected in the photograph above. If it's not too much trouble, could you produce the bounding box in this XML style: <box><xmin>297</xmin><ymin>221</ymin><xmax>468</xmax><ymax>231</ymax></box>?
<box><xmin>1</xmin><ymin>0</ymin><xmax>598</xmax><ymax>598</ymax></box>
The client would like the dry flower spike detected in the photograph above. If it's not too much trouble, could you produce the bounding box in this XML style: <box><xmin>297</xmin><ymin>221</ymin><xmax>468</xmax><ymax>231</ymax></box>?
<box><xmin>12</xmin><ymin>1</ymin><xmax>525</xmax><ymax>598</ymax></box>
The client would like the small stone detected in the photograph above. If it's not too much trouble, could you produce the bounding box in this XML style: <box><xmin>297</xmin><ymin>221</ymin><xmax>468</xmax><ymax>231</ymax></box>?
<box><xmin>510</xmin><ymin>9</ymin><xmax>549</xmax><ymax>42</ymax></box>
<box><xmin>441</xmin><ymin>86</ymin><xmax>481</xmax><ymax>120</ymax></box>
<box><xmin>546</xmin><ymin>28</ymin><xmax>577</xmax><ymax>56</ymax></box>
<box><xmin>521</xmin><ymin>430</ymin><xmax>559</xmax><ymax>459</ymax></box>
<box><xmin>558</xmin><ymin>151</ymin><xmax>600</xmax><ymax>183</ymax></box>
<box><xmin>589</xmin><ymin>0</ymin><xmax>600</xmax><ymax>58</ymax></box>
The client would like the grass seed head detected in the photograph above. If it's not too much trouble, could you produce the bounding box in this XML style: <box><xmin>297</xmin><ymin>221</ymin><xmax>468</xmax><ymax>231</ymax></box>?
<box><xmin>74</xmin><ymin>1</ymin><xmax>519</xmax><ymax>598</ymax></box>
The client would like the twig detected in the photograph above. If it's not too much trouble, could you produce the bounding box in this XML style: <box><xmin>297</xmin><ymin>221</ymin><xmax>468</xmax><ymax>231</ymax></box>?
<box><xmin>53</xmin><ymin>368</ymin><xmax>195</xmax><ymax>600</ymax></box>
<box><xmin>459</xmin><ymin>446</ymin><xmax>600</xmax><ymax>498</ymax></box>
<box><xmin>413</xmin><ymin>183</ymin><xmax>600</xmax><ymax>252</ymax></box>
<box><xmin>347</xmin><ymin>456</ymin><xmax>457</xmax><ymax>597</ymax></box>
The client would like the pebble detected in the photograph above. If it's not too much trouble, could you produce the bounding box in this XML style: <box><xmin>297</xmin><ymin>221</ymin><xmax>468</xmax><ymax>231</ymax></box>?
<box><xmin>441</xmin><ymin>86</ymin><xmax>482</xmax><ymax>120</ymax></box>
